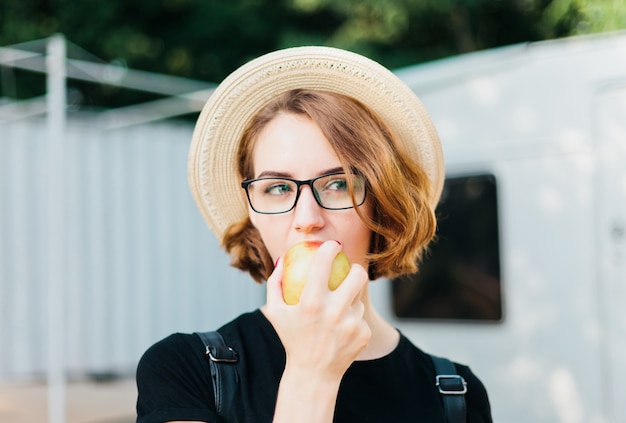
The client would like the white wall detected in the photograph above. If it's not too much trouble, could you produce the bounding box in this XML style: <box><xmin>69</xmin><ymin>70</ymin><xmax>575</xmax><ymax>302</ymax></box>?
<box><xmin>0</xmin><ymin>118</ymin><xmax>264</xmax><ymax>380</ymax></box>
<box><xmin>384</xmin><ymin>31</ymin><xmax>626</xmax><ymax>423</ymax></box>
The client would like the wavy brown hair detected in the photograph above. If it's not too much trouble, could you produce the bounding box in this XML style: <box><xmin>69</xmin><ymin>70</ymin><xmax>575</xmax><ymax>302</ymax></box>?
<box><xmin>222</xmin><ymin>89</ymin><xmax>437</xmax><ymax>283</ymax></box>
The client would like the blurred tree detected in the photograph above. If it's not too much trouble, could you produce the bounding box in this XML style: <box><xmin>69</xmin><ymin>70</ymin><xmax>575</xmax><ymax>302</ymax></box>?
<box><xmin>283</xmin><ymin>0</ymin><xmax>626</xmax><ymax>66</ymax></box>
<box><xmin>1</xmin><ymin>0</ymin><xmax>624</xmax><ymax>107</ymax></box>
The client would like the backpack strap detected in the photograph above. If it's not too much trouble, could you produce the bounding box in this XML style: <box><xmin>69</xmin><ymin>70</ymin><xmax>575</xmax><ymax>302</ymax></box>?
<box><xmin>195</xmin><ymin>331</ymin><xmax>239</xmax><ymax>420</ymax></box>
<box><xmin>430</xmin><ymin>354</ymin><xmax>467</xmax><ymax>423</ymax></box>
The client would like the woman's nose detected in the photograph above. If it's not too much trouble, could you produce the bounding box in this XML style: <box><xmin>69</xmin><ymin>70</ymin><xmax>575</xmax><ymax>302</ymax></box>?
<box><xmin>293</xmin><ymin>186</ymin><xmax>325</xmax><ymax>233</ymax></box>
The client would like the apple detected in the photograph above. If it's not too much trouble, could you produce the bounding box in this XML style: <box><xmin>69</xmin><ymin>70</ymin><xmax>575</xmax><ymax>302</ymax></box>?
<box><xmin>282</xmin><ymin>240</ymin><xmax>351</xmax><ymax>305</ymax></box>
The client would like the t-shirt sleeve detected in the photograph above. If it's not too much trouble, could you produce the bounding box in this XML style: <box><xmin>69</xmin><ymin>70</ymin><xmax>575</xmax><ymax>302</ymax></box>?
<box><xmin>136</xmin><ymin>333</ymin><xmax>222</xmax><ymax>423</ymax></box>
<box><xmin>456</xmin><ymin>364</ymin><xmax>493</xmax><ymax>423</ymax></box>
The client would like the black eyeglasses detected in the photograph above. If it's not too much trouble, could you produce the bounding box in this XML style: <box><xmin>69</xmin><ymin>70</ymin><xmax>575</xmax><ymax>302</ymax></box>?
<box><xmin>241</xmin><ymin>172</ymin><xmax>366</xmax><ymax>214</ymax></box>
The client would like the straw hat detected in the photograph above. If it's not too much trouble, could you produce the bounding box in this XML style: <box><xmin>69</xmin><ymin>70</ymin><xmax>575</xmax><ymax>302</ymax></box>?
<box><xmin>188</xmin><ymin>46</ymin><xmax>444</xmax><ymax>239</ymax></box>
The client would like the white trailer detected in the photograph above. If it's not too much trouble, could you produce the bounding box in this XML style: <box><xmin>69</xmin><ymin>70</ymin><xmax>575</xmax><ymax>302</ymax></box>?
<box><xmin>370</xmin><ymin>31</ymin><xmax>626</xmax><ymax>423</ymax></box>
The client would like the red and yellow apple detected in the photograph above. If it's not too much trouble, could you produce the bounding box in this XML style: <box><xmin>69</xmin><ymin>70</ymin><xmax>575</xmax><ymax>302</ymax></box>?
<box><xmin>282</xmin><ymin>240</ymin><xmax>351</xmax><ymax>305</ymax></box>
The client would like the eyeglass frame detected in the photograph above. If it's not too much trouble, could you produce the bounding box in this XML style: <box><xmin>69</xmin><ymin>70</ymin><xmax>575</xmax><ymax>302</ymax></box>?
<box><xmin>240</xmin><ymin>171</ymin><xmax>367</xmax><ymax>214</ymax></box>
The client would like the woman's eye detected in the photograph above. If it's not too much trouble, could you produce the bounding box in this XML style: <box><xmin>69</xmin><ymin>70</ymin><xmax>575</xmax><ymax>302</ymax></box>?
<box><xmin>265</xmin><ymin>182</ymin><xmax>292</xmax><ymax>196</ymax></box>
<box><xmin>325</xmin><ymin>178</ymin><xmax>349</xmax><ymax>192</ymax></box>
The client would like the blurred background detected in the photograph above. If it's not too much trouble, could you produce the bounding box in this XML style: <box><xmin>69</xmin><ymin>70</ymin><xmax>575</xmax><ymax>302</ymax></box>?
<box><xmin>3</xmin><ymin>0</ymin><xmax>625</xmax><ymax>110</ymax></box>
<box><xmin>1</xmin><ymin>1</ymin><xmax>626</xmax><ymax>422</ymax></box>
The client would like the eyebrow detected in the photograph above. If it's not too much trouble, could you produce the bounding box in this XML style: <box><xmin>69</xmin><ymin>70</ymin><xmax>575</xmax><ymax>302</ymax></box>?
<box><xmin>256</xmin><ymin>166</ymin><xmax>344</xmax><ymax>179</ymax></box>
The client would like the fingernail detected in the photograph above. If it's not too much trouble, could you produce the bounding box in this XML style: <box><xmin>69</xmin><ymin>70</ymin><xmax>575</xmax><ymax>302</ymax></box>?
<box><xmin>274</xmin><ymin>257</ymin><xmax>280</xmax><ymax>268</ymax></box>
<box><xmin>334</xmin><ymin>240</ymin><xmax>342</xmax><ymax>245</ymax></box>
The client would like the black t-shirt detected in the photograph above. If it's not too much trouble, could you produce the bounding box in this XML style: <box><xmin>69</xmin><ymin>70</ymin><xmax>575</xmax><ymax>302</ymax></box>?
<box><xmin>136</xmin><ymin>309</ymin><xmax>492</xmax><ymax>423</ymax></box>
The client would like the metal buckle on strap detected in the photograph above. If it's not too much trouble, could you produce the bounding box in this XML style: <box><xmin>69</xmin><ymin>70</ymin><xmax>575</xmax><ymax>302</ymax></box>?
<box><xmin>206</xmin><ymin>345</ymin><xmax>239</xmax><ymax>363</ymax></box>
<box><xmin>436</xmin><ymin>375</ymin><xmax>468</xmax><ymax>395</ymax></box>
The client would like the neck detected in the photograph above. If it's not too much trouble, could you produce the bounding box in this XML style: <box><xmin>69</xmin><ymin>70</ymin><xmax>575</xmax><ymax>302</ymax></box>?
<box><xmin>355</xmin><ymin>282</ymin><xmax>400</xmax><ymax>361</ymax></box>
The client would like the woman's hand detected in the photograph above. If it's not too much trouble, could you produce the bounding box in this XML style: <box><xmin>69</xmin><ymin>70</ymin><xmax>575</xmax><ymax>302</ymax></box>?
<box><xmin>263</xmin><ymin>240</ymin><xmax>371</xmax><ymax>422</ymax></box>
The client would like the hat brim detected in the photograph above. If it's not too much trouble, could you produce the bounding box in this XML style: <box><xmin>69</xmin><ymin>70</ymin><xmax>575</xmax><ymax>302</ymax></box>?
<box><xmin>188</xmin><ymin>46</ymin><xmax>444</xmax><ymax>240</ymax></box>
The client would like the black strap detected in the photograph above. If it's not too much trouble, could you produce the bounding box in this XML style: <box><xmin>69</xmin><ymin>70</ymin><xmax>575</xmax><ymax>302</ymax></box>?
<box><xmin>430</xmin><ymin>355</ymin><xmax>467</xmax><ymax>423</ymax></box>
<box><xmin>195</xmin><ymin>331</ymin><xmax>239</xmax><ymax>420</ymax></box>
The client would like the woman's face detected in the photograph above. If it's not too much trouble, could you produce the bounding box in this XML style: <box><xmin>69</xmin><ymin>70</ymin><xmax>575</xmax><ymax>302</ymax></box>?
<box><xmin>248</xmin><ymin>112</ymin><xmax>373</xmax><ymax>268</ymax></box>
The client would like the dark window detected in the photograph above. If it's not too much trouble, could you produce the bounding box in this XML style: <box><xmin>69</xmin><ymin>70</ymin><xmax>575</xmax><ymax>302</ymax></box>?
<box><xmin>392</xmin><ymin>174</ymin><xmax>503</xmax><ymax>322</ymax></box>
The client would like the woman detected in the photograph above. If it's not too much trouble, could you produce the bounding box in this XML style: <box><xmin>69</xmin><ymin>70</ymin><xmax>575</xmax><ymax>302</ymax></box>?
<box><xmin>136</xmin><ymin>47</ymin><xmax>492</xmax><ymax>422</ymax></box>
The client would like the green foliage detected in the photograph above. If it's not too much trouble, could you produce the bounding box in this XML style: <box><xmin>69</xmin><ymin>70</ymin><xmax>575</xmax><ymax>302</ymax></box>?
<box><xmin>541</xmin><ymin>0</ymin><xmax>626</xmax><ymax>35</ymax></box>
<box><xmin>1</xmin><ymin>0</ymin><xmax>624</xmax><ymax>106</ymax></box>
